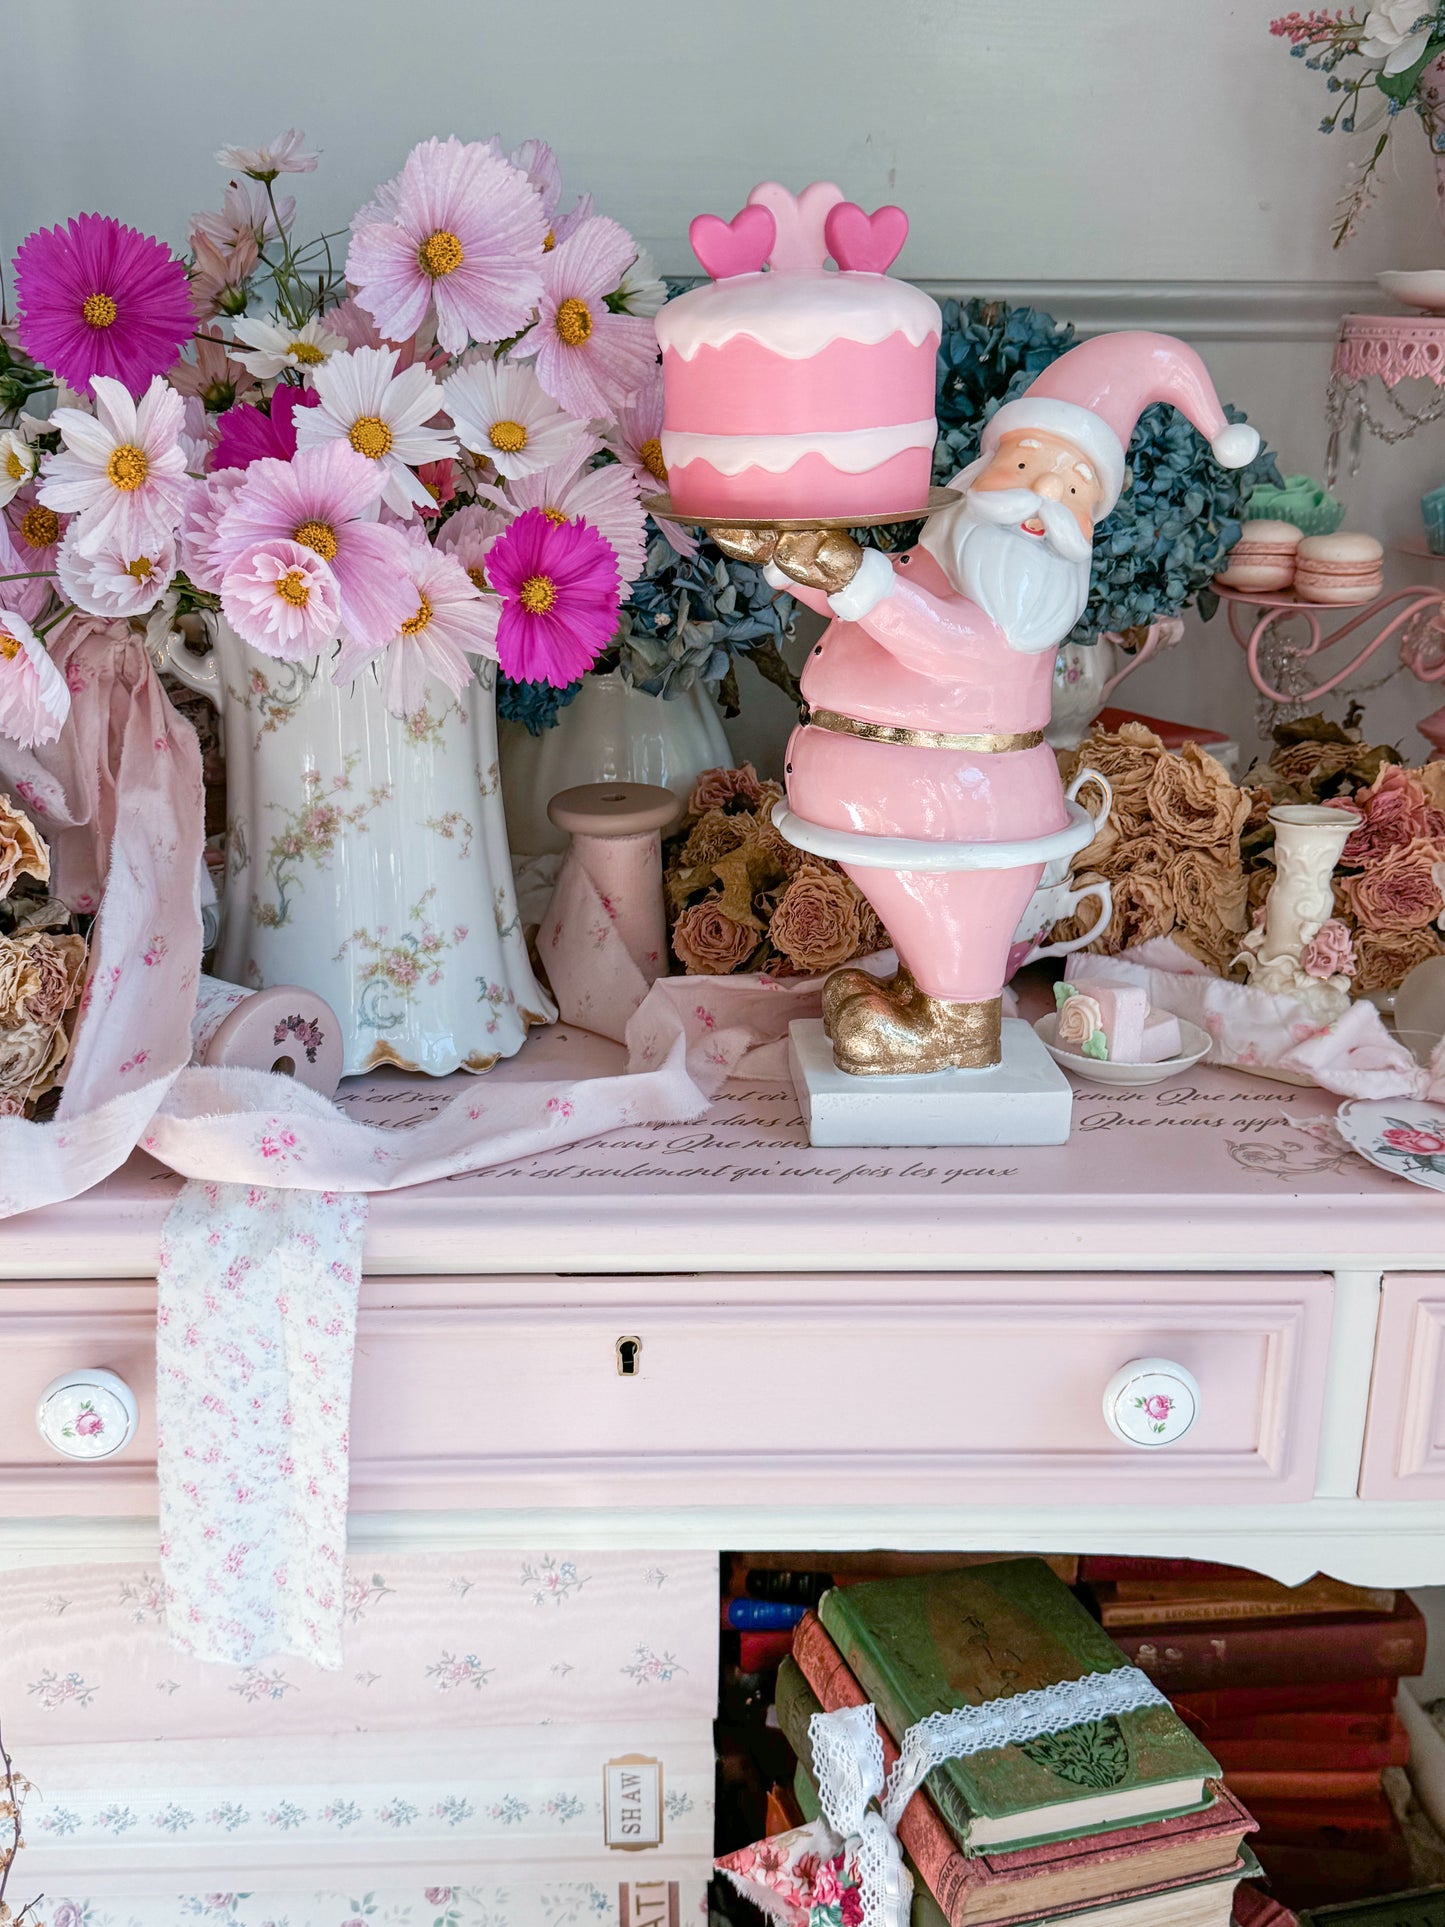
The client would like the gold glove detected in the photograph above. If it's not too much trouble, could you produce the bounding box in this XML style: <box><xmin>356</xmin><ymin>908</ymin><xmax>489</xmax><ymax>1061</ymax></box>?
<box><xmin>772</xmin><ymin>530</ymin><xmax>863</xmax><ymax>594</ymax></box>
<box><xmin>710</xmin><ymin>527</ymin><xmax>778</xmax><ymax>567</ymax></box>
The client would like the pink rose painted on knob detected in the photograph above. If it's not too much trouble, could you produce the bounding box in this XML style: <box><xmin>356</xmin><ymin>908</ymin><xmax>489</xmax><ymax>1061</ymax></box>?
<box><xmin>74</xmin><ymin>1406</ymin><xmax>104</xmax><ymax>1437</ymax></box>
<box><xmin>1143</xmin><ymin>1393</ymin><xmax>1173</xmax><ymax>1423</ymax></box>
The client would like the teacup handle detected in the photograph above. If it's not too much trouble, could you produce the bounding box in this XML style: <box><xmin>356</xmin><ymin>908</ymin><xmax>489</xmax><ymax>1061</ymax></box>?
<box><xmin>1066</xmin><ymin>766</ymin><xmax>1112</xmax><ymax>836</ymax></box>
<box><xmin>155</xmin><ymin>624</ymin><xmax>223</xmax><ymax>711</ymax></box>
<box><xmin>1029</xmin><ymin>877</ymin><xmax>1114</xmax><ymax>963</ymax></box>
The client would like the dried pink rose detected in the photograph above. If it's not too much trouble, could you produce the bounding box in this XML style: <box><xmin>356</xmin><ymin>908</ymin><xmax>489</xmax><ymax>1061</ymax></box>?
<box><xmin>1343</xmin><ymin>765</ymin><xmax>1445</xmax><ymax>865</ymax></box>
<box><xmin>688</xmin><ymin>763</ymin><xmax>765</xmax><ymax>815</ymax></box>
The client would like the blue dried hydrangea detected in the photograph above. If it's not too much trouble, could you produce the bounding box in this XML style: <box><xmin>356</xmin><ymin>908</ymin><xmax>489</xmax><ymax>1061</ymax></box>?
<box><xmin>921</xmin><ymin>297</ymin><xmax>1280</xmax><ymax>644</ymax></box>
<box><xmin>496</xmin><ymin>672</ymin><xmax>583</xmax><ymax>736</ymax></box>
<box><xmin>617</xmin><ymin>524</ymin><xmax>797</xmax><ymax>701</ymax></box>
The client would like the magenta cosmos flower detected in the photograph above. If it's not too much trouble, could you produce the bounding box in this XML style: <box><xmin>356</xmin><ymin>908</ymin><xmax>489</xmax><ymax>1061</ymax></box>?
<box><xmin>346</xmin><ymin>137</ymin><xmax>547</xmax><ymax>357</ymax></box>
<box><xmin>14</xmin><ymin>214</ymin><xmax>195</xmax><ymax>396</ymax></box>
<box><xmin>212</xmin><ymin>440</ymin><xmax>414</xmax><ymax>649</ymax></box>
<box><xmin>486</xmin><ymin>506</ymin><xmax>619</xmax><ymax>688</ymax></box>
<box><xmin>211</xmin><ymin>387</ymin><xmax>320</xmax><ymax>474</ymax></box>
<box><xmin>520</xmin><ymin>215</ymin><xmax>658</xmax><ymax>420</ymax></box>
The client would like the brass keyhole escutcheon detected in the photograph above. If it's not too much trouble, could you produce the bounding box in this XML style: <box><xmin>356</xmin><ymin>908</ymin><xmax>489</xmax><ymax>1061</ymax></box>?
<box><xmin>616</xmin><ymin>1335</ymin><xmax>641</xmax><ymax>1377</ymax></box>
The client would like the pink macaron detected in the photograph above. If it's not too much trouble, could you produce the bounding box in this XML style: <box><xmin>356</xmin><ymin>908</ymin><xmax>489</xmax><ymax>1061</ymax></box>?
<box><xmin>1294</xmin><ymin>531</ymin><xmax>1384</xmax><ymax>605</ymax></box>
<box><xmin>1214</xmin><ymin>520</ymin><xmax>1304</xmax><ymax>593</ymax></box>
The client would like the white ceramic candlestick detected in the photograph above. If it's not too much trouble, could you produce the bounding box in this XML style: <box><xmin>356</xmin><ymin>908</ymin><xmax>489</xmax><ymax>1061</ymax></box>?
<box><xmin>1239</xmin><ymin>802</ymin><xmax>1362</xmax><ymax>1021</ymax></box>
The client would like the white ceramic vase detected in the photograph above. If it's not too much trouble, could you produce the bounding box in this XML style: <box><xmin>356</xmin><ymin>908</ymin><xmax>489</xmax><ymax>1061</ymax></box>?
<box><xmin>159</xmin><ymin>619</ymin><xmax>553</xmax><ymax>1077</ymax></box>
<box><xmin>499</xmin><ymin>668</ymin><xmax>732</xmax><ymax>856</ymax></box>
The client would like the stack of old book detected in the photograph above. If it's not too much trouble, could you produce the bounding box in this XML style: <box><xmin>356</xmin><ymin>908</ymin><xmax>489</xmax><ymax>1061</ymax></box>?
<box><xmin>760</xmin><ymin>1556</ymin><xmax>1261</xmax><ymax>1926</ymax></box>
<box><xmin>1084</xmin><ymin>1558</ymin><xmax>1426</xmax><ymax>1912</ymax></box>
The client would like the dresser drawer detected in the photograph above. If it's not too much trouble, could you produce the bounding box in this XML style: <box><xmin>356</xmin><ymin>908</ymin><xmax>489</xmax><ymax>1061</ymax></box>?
<box><xmin>1360</xmin><ymin>1272</ymin><xmax>1445</xmax><ymax>1499</ymax></box>
<box><xmin>0</xmin><ymin>1271</ymin><xmax>1332</xmax><ymax>1513</ymax></box>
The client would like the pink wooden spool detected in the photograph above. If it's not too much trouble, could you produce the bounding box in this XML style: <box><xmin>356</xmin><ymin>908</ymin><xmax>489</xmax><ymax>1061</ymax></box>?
<box><xmin>540</xmin><ymin>782</ymin><xmax>680</xmax><ymax>1040</ymax></box>
<box><xmin>191</xmin><ymin>973</ymin><xmax>344</xmax><ymax>1097</ymax></box>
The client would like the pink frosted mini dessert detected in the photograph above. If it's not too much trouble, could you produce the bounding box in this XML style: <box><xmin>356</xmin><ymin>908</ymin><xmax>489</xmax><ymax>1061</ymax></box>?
<box><xmin>1055</xmin><ymin>980</ymin><xmax>1182</xmax><ymax>1064</ymax></box>
<box><xmin>656</xmin><ymin>181</ymin><xmax>942</xmax><ymax>521</ymax></box>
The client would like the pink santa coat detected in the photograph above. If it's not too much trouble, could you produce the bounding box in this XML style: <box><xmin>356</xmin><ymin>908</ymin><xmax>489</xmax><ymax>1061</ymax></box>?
<box><xmin>784</xmin><ymin>545</ymin><xmax>1068</xmax><ymax>1004</ymax></box>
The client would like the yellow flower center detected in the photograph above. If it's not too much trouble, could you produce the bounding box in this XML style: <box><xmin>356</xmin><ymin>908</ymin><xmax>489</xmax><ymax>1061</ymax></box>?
<box><xmin>20</xmin><ymin>505</ymin><xmax>58</xmax><ymax>551</ymax></box>
<box><xmin>519</xmin><ymin>573</ymin><xmax>557</xmax><ymax>616</ymax></box>
<box><xmin>639</xmin><ymin>436</ymin><xmax>667</xmax><ymax>483</ymax></box>
<box><xmin>542</xmin><ymin>505</ymin><xmax>567</xmax><ymax>526</ymax></box>
<box><xmin>348</xmin><ymin>414</ymin><xmax>393</xmax><ymax>460</ymax></box>
<box><xmin>418</xmin><ymin>229</ymin><xmax>464</xmax><ymax>278</ymax></box>
<box><xmin>554</xmin><ymin>296</ymin><xmax>593</xmax><ymax>347</ymax></box>
<box><xmin>542</xmin><ymin>229</ymin><xmax>556</xmax><ymax>252</ymax></box>
<box><xmin>0</xmin><ymin>629</ymin><xmax>19</xmax><ymax>660</ymax></box>
<box><xmin>106</xmin><ymin>444</ymin><xmax>149</xmax><ymax>492</ymax></box>
<box><xmin>488</xmin><ymin>419</ymin><xmax>527</xmax><ymax>455</ymax></box>
<box><xmin>275</xmin><ymin>568</ymin><xmax>310</xmax><ymax>607</ymax></box>
<box><xmin>466</xmin><ymin>565</ymin><xmax>488</xmax><ymax>592</ymax></box>
<box><xmin>400</xmin><ymin>594</ymin><xmax>433</xmax><ymax>636</ymax></box>
<box><xmin>293</xmin><ymin>518</ymin><xmax>338</xmax><ymax>561</ymax></box>
<box><xmin>288</xmin><ymin>340</ymin><xmax>325</xmax><ymax>366</ymax></box>
<box><xmin>5</xmin><ymin>451</ymin><xmax>26</xmax><ymax>483</ymax></box>
<box><xmin>125</xmin><ymin>556</ymin><xmax>154</xmax><ymax>582</ymax></box>
<box><xmin>82</xmin><ymin>291</ymin><xmax>118</xmax><ymax>329</ymax></box>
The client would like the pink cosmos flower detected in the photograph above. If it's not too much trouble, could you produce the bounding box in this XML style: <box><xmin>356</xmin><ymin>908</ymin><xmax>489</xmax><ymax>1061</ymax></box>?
<box><xmin>180</xmin><ymin>468</ymin><xmax>248</xmax><ymax>592</ymax></box>
<box><xmin>0</xmin><ymin>610</ymin><xmax>70</xmax><ymax>747</ymax></box>
<box><xmin>434</xmin><ymin>502</ymin><xmax>507</xmax><ymax>592</ymax></box>
<box><xmin>13</xmin><ymin>213</ymin><xmax>196</xmax><ymax>396</ymax></box>
<box><xmin>191</xmin><ymin>179</ymin><xmax>292</xmax><ymax>259</ymax></box>
<box><xmin>40</xmin><ymin>375</ymin><xmax>191</xmax><ymax>559</ymax></box>
<box><xmin>211</xmin><ymin>440</ymin><xmax>415</xmax><ymax>648</ymax></box>
<box><xmin>503</xmin><ymin>137</ymin><xmax>592</xmax><ymax>247</ymax></box>
<box><xmin>333</xmin><ymin>534</ymin><xmax>498</xmax><ymax>716</ymax></box>
<box><xmin>504</xmin><ymin>450</ymin><xmax>647</xmax><ymax>587</ymax></box>
<box><xmin>222</xmin><ymin>538</ymin><xmax>342</xmax><ymax>659</ymax></box>
<box><xmin>216</xmin><ymin>129</ymin><xmax>319</xmax><ymax>181</ymax></box>
<box><xmin>487</xmin><ymin>505</ymin><xmax>620</xmax><ymax>687</ymax></box>
<box><xmin>604</xmin><ymin>363</ymin><xmax>694</xmax><ymax>545</ymax></box>
<box><xmin>212</xmin><ymin>387</ymin><xmax>321</xmax><ymax>474</ymax></box>
<box><xmin>6</xmin><ymin>485</ymin><xmax>63</xmax><ymax>596</ymax></box>
<box><xmin>0</xmin><ymin>510</ymin><xmax>53</xmax><ymax>627</ymax></box>
<box><xmin>188</xmin><ymin>223</ymin><xmax>259</xmax><ymax>320</ymax></box>
<box><xmin>1383</xmin><ymin>1124</ymin><xmax>1445</xmax><ymax>1157</ymax></box>
<box><xmin>519</xmin><ymin>215</ymin><xmax>658</xmax><ymax>420</ymax></box>
<box><xmin>58</xmin><ymin>523</ymin><xmax>176</xmax><ymax>617</ymax></box>
<box><xmin>346</xmin><ymin>137</ymin><xmax>547</xmax><ymax>356</ymax></box>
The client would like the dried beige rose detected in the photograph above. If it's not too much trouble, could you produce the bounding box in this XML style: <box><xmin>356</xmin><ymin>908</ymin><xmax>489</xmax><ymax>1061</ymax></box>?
<box><xmin>1353</xmin><ymin>923</ymin><xmax>1445</xmax><ymax>994</ymax></box>
<box><xmin>1145</xmin><ymin>743</ymin><xmax>1248</xmax><ymax>849</ymax></box>
<box><xmin>0</xmin><ymin>931</ymin><xmax>86</xmax><ymax>1107</ymax></box>
<box><xmin>672</xmin><ymin>899</ymin><xmax>759</xmax><ymax>975</ymax></box>
<box><xmin>682</xmin><ymin>808</ymin><xmax>748</xmax><ymax>869</ymax></box>
<box><xmin>1169</xmin><ymin>847</ymin><xmax>1249</xmax><ymax>970</ymax></box>
<box><xmin>768</xmin><ymin>861</ymin><xmax>863</xmax><ymax>974</ymax></box>
<box><xmin>0</xmin><ymin>793</ymin><xmax>48</xmax><ymax>900</ymax></box>
<box><xmin>1096</xmin><ymin>830</ymin><xmax>1176</xmax><ymax>883</ymax></box>
<box><xmin>1068</xmin><ymin>722</ymin><xmax>1166</xmax><ymax>832</ymax></box>
<box><xmin>1103</xmin><ymin>865</ymin><xmax>1176</xmax><ymax>950</ymax></box>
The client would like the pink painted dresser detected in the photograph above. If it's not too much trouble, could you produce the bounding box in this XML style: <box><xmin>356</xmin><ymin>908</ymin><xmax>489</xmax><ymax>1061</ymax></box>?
<box><xmin>2</xmin><ymin>1025</ymin><xmax>1442</xmax><ymax>1584</ymax></box>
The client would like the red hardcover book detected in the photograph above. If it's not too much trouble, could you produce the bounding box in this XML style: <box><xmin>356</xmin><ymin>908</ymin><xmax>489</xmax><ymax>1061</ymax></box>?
<box><xmin>1223</xmin><ymin>1768</ymin><xmax>1384</xmax><ymax>1801</ymax></box>
<box><xmin>1174</xmin><ymin>1679</ymin><xmax>1396</xmax><ymax>1723</ymax></box>
<box><xmin>788</xmin><ymin>1610</ymin><xmax>1253</xmax><ymax>1927</ymax></box>
<box><xmin>1082</xmin><ymin>1556</ymin><xmax>1284</xmax><ymax>1585</ymax></box>
<box><xmin>1232</xmin><ymin>1889</ymin><xmax>1301</xmax><ymax>1927</ymax></box>
<box><xmin>1182</xmin><ymin>1711</ymin><xmax>1400</xmax><ymax>1745</ymax></box>
<box><xmin>1251</xmin><ymin>1831</ymin><xmax>1414</xmax><ymax>1911</ymax></box>
<box><xmin>1111</xmin><ymin>1596</ymin><xmax>1425</xmax><ymax>1693</ymax></box>
<box><xmin>1246</xmin><ymin>1793</ymin><xmax>1399</xmax><ymax>1841</ymax></box>
<box><xmin>1206</xmin><ymin>1715</ymin><xmax>1409</xmax><ymax>1772</ymax></box>
<box><xmin>738</xmin><ymin>1629</ymin><xmax>794</xmax><ymax>1672</ymax></box>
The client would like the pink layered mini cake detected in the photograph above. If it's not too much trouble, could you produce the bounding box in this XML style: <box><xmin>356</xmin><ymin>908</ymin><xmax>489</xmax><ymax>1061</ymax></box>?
<box><xmin>656</xmin><ymin>180</ymin><xmax>942</xmax><ymax>521</ymax></box>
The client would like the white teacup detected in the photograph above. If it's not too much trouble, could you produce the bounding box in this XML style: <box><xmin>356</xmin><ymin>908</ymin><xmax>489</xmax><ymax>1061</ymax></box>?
<box><xmin>1007</xmin><ymin>765</ymin><xmax>1114</xmax><ymax>977</ymax></box>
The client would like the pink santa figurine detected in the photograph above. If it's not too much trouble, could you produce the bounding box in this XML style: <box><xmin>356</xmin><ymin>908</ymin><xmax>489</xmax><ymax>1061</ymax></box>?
<box><xmin>716</xmin><ymin>332</ymin><xmax>1260</xmax><ymax>1074</ymax></box>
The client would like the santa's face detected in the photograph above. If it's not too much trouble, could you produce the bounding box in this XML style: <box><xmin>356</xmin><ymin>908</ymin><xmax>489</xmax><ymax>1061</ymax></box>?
<box><xmin>920</xmin><ymin>433</ymin><xmax>1099</xmax><ymax>654</ymax></box>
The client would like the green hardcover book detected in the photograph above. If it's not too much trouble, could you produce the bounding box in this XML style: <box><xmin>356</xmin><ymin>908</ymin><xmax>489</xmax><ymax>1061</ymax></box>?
<box><xmin>817</xmin><ymin>1556</ymin><xmax>1220</xmax><ymax>1854</ymax></box>
<box><xmin>1301</xmin><ymin>1892</ymin><xmax>1445</xmax><ymax>1927</ymax></box>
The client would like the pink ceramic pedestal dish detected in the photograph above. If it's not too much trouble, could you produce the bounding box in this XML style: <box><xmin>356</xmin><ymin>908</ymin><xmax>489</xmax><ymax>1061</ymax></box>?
<box><xmin>657</xmin><ymin>181</ymin><xmax>941</xmax><ymax>520</ymax></box>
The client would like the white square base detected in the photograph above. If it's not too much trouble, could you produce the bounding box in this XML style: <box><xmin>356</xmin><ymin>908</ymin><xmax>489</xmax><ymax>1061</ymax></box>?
<box><xmin>788</xmin><ymin>1016</ymin><xmax>1073</xmax><ymax>1147</ymax></box>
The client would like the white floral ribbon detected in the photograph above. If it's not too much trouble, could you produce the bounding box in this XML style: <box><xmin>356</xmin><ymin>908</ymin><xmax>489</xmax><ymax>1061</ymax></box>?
<box><xmin>808</xmin><ymin>1665</ymin><xmax>1169</xmax><ymax>1924</ymax></box>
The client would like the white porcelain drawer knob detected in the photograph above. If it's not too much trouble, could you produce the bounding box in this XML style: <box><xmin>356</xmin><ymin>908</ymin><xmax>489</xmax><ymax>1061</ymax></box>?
<box><xmin>1102</xmin><ymin>1357</ymin><xmax>1200</xmax><ymax>1449</ymax></box>
<box><xmin>36</xmin><ymin>1368</ymin><xmax>138</xmax><ymax>1460</ymax></box>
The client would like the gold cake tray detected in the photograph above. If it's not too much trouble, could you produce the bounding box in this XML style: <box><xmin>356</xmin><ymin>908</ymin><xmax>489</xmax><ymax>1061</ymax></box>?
<box><xmin>640</xmin><ymin>485</ymin><xmax>961</xmax><ymax>534</ymax></box>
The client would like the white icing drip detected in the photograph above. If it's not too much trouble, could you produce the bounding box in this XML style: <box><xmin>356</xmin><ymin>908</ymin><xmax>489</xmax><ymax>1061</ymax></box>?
<box><xmin>656</xmin><ymin>269</ymin><xmax>941</xmax><ymax>362</ymax></box>
<box><xmin>662</xmin><ymin>419</ymin><xmax>936</xmax><ymax>477</ymax></box>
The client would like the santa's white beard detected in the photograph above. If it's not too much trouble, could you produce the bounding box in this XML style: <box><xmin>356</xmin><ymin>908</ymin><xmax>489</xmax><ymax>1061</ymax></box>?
<box><xmin>921</xmin><ymin>492</ymin><xmax>1092</xmax><ymax>654</ymax></box>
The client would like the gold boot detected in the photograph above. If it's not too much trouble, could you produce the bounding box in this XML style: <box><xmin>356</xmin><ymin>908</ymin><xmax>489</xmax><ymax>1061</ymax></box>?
<box><xmin>829</xmin><ymin>967</ymin><xmax>1003</xmax><ymax>1076</ymax></box>
<box><xmin>820</xmin><ymin>961</ymin><xmax>912</xmax><ymax>1034</ymax></box>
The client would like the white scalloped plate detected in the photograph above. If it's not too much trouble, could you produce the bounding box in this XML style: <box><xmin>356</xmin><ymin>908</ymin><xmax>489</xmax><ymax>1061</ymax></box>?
<box><xmin>1378</xmin><ymin>270</ymin><xmax>1445</xmax><ymax>313</ymax></box>
<box><xmin>1336</xmin><ymin>1098</ymin><xmax>1445</xmax><ymax>1192</ymax></box>
<box><xmin>1033</xmin><ymin>1013</ymin><xmax>1212</xmax><ymax>1088</ymax></box>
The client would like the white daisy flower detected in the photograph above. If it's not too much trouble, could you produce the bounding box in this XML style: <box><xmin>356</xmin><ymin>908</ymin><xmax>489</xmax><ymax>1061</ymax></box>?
<box><xmin>0</xmin><ymin>430</ymin><xmax>38</xmax><ymax>509</ymax></box>
<box><xmin>294</xmin><ymin>344</ymin><xmax>458</xmax><ymax>518</ymax></box>
<box><xmin>443</xmin><ymin>357</ymin><xmax>594</xmax><ymax>483</ymax></box>
<box><xmin>215</xmin><ymin>129</ymin><xmax>319</xmax><ymax>181</ymax></box>
<box><xmin>39</xmin><ymin>375</ymin><xmax>190</xmax><ymax>561</ymax></box>
<box><xmin>614</xmin><ymin>249</ymin><xmax>668</xmax><ymax>319</ymax></box>
<box><xmin>58</xmin><ymin>524</ymin><xmax>177</xmax><ymax>618</ymax></box>
<box><xmin>503</xmin><ymin>450</ymin><xmax>647</xmax><ymax>587</ymax></box>
<box><xmin>230</xmin><ymin>312</ymin><xmax>346</xmax><ymax>383</ymax></box>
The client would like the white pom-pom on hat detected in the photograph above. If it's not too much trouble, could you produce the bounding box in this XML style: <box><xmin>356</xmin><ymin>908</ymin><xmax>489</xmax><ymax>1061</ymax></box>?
<box><xmin>1211</xmin><ymin>422</ymin><xmax>1262</xmax><ymax>470</ymax></box>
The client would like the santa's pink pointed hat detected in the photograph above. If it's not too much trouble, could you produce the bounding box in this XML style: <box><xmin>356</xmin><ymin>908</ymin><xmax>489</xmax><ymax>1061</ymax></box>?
<box><xmin>981</xmin><ymin>330</ymin><xmax>1260</xmax><ymax>514</ymax></box>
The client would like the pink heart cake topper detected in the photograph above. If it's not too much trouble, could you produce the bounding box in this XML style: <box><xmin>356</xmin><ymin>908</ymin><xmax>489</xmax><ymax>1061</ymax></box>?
<box><xmin>824</xmin><ymin>201</ymin><xmax>909</xmax><ymax>275</ymax></box>
<box><xmin>689</xmin><ymin>205</ymin><xmax>776</xmax><ymax>281</ymax></box>
<box><xmin>745</xmin><ymin>180</ymin><xmax>845</xmax><ymax>272</ymax></box>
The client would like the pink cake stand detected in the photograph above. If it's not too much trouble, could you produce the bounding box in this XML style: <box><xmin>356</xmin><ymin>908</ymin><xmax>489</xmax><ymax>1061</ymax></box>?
<box><xmin>1217</xmin><ymin>580</ymin><xmax>1445</xmax><ymax>755</ymax></box>
<box><xmin>1328</xmin><ymin>313</ymin><xmax>1445</xmax><ymax>485</ymax></box>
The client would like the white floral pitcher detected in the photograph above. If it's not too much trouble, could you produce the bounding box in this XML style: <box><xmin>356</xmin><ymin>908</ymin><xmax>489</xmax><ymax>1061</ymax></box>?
<box><xmin>160</xmin><ymin>619</ymin><xmax>553</xmax><ymax>1077</ymax></box>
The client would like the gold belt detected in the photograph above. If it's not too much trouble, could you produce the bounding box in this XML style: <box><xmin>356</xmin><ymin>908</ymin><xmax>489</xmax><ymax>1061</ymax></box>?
<box><xmin>802</xmin><ymin>705</ymin><xmax>1045</xmax><ymax>753</ymax></box>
